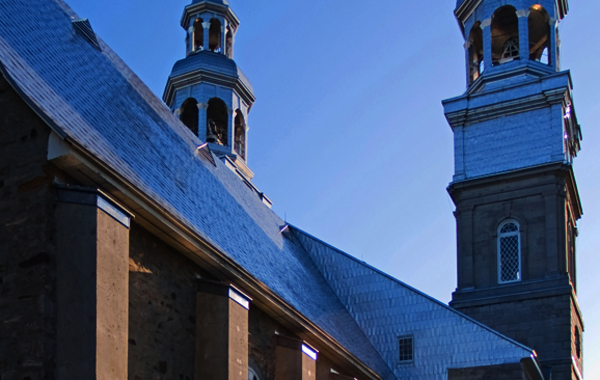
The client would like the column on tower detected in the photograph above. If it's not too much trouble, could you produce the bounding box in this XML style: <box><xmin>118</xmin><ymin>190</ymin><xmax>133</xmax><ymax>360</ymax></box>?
<box><xmin>202</xmin><ymin>21</ymin><xmax>210</xmax><ymax>51</ymax></box>
<box><xmin>517</xmin><ymin>9</ymin><xmax>530</xmax><ymax>62</ymax></box>
<box><xmin>481</xmin><ymin>19</ymin><xmax>492</xmax><ymax>70</ymax></box>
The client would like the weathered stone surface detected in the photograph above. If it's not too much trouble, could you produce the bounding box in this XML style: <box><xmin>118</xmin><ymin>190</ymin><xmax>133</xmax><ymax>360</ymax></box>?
<box><xmin>448</xmin><ymin>363</ymin><xmax>523</xmax><ymax>380</ymax></box>
<box><xmin>55</xmin><ymin>190</ymin><xmax>130</xmax><ymax>380</ymax></box>
<box><xmin>128</xmin><ymin>222</ymin><xmax>208</xmax><ymax>380</ymax></box>
<box><xmin>0</xmin><ymin>73</ymin><xmax>58</xmax><ymax>380</ymax></box>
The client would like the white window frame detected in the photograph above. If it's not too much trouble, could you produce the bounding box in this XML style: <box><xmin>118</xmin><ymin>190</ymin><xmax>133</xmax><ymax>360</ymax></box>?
<box><xmin>497</xmin><ymin>220</ymin><xmax>521</xmax><ymax>284</ymax></box>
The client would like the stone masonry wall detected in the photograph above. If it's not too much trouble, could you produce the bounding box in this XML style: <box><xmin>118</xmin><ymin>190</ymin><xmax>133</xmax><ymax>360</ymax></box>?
<box><xmin>456</xmin><ymin>293</ymin><xmax>574</xmax><ymax>379</ymax></box>
<box><xmin>448</xmin><ymin>363</ymin><xmax>522</xmax><ymax>380</ymax></box>
<box><xmin>128</xmin><ymin>222</ymin><xmax>214</xmax><ymax>380</ymax></box>
<box><xmin>0</xmin><ymin>73</ymin><xmax>62</xmax><ymax>379</ymax></box>
<box><xmin>129</xmin><ymin>222</ymin><xmax>340</xmax><ymax>380</ymax></box>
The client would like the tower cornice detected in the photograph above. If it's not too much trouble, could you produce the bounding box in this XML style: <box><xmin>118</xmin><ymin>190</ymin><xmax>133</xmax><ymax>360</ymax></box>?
<box><xmin>447</xmin><ymin>162</ymin><xmax>582</xmax><ymax>220</ymax></box>
<box><xmin>443</xmin><ymin>70</ymin><xmax>575</xmax><ymax>128</ymax></box>
<box><xmin>180</xmin><ymin>2</ymin><xmax>240</xmax><ymax>31</ymax></box>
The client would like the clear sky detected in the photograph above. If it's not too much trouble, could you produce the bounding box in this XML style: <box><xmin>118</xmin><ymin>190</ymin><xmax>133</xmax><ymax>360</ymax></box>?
<box><xmin>65</xmin><ymin>0</ymin><xmax>599</xmax><ymax>376</ymax></box>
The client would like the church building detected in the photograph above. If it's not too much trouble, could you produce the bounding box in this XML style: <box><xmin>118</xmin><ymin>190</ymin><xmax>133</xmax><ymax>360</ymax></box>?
<box><xmin>0</xmin><ymin>0</ymin><xmax>583</xmax><ymax>379</ymax></box>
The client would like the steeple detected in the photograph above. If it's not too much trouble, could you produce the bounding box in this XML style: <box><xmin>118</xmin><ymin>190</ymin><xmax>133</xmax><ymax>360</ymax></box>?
<box><xmin>443</xmin><ymin>1</ymin><xmax>584</xmax><ymax>379</ymax></box>
<box><xmin>163</xmin><ymin>0</ymin><xmax>255</xmax><ymax>180</ymax></box>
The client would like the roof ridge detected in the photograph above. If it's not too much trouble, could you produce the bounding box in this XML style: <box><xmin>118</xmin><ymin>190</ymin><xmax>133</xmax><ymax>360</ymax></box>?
<box><xmin>289</xmin><ymin>224</ymin><xmax>536</xmax><ymax>355</ymax></box>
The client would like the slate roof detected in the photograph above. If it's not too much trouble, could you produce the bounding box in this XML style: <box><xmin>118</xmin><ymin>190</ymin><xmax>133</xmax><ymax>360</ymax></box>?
<box><xmin>0</xmin><ymin>0</ymin><xmax>535</xmax><ymax>379</ymax></box>
<box><xmin>168</xmin><ymin>50</ymin><xmax>253</xmax><ymax>93</ymax></box>
<box><xmin>292</xmin><ymin>227</ymin><xmax>535</xmax><ymax>379</ymax></box>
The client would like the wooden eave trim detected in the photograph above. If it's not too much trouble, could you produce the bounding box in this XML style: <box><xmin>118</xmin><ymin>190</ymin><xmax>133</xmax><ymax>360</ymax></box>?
<box><xmin>50</xmin><ymin>136</ymin><xmax>383</xmax><ymax>380</ymax></box>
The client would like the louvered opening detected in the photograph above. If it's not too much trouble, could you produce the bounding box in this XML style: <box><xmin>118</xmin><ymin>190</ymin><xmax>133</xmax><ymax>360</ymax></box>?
<box><xmin>72</xmin><ymin>19</ymin><xmax>101</xmax><ymax>50</ymax></box>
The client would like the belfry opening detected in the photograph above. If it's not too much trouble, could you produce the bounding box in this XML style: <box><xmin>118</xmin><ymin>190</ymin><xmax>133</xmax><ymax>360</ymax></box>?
<box><xmin>491</xmin><ymin>6</ymin><xmax>520</xmax><ymax>65</ymax></box>
<box><xmin>528</xmin><ymin>5</ymin><xmax>551</xmax><ymax>64</ymax></box>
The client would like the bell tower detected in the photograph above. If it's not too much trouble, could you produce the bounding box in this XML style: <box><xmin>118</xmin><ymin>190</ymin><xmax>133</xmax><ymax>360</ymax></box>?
<box><xmin>164</xmin><ymin>0</ymin><xmax>255</xmax><ymax>180</ymax></box>
<box><xmin>443</xmin><ymin>1</ymin><xmax>583</xmax><ymax>379</ymax></box>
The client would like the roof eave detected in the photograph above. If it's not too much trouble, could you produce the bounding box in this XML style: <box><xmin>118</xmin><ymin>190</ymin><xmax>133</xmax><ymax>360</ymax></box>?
<box><xmin>46</xmin><ymin>132</ymin><xmax>386</xmax><ymax>380</ymax></box>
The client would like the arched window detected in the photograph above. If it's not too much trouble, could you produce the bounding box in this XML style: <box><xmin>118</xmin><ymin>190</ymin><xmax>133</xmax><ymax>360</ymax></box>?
<box><xmin>209</xmin><ymin>18</ymin><xmax>221</xmax><ymax>52</ymax></box>
<box><xmin>491</xmin><ymin>6</ymin><xmax>520</xmax><ymax>66</ymax></box>
<box><xmin>225</xmin><ymin>28</ymin><xmax>233</xmax><ymax>58</ymax></box>
<box><xmin>248</xmin><ymin>368</ymin><xmax>261</xmax><ymax>380</ymax></box>
<box><xmin>234</xmin><ymin>110</ymin><xmax>246</xmax><ymax>159</ymax></box>
<box><xmin>206</xmin><ymin>97</ymin><xmax>228</xmax><ymax>145</ymax></box>
<box><xmin>497</xmin><ymin>220</ymin><xmax>521</xmax><ymax>283</ymax></box>
<box><xmin>180</xmin><ymin>98</ymin><xmax>199</xmax><ymax>135</ymax></box>
<box><xmin>193</xmin><ymin>18</ymin><xmax>204</xmax><ymax>52</ymax></box>
<box><xmin>468</xmin><ymin>22</ymin><xmax>484</xmax><ymax>84</ymax></box>
<box><xmin>528</xmin><ymin>5</ymin><xmax>551</xmax><ymax>64</ymax></box>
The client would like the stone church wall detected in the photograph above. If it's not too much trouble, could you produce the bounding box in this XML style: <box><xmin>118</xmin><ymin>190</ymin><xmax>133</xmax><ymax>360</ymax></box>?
<box><xmin>455</xmin><ymin>294</ymin><xmax>573</xmax><ymax>379</ymax></box>
<box><xmin>0</xmin><ymin>73</ymin><xmax>60</xmax><ymax>379</ymax></box>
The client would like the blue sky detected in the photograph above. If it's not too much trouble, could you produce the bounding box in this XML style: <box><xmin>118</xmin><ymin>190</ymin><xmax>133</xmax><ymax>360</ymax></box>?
<box><xmin>66</xmin><ymin>0</ymin><xmax>600</xmax><ymax>376</ymax></box>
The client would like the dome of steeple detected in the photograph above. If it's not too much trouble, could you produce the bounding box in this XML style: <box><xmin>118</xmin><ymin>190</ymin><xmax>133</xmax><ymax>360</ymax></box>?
<box><xmin>192</xmin><ymin>0</ymin><xmax>230</xmax><ymax>5</ymax></box>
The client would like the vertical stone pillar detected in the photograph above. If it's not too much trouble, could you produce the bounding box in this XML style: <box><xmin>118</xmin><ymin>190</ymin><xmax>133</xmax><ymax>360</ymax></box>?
<box><xmin>517</xmin><ymin>10</ymin><xmax>530</xmax><ymax>62</ymax></box>
<box><xmin>227</xmin><ymin>107</ymin><xmax>234</xmax><ymax>148</ymax></box>
<box><xmin>202</xmin><ymin>21</ymin><xmax>211</xmax><ymax>51</ymax></box>
<box><xmin>457</xmin><ymin>207</ymin><xmax>474</xmax><ymax>289</ymax></box>
<box><xmin>229</xmin><ymin>32</ymin><xmax>236</xmax><ymax>59</ymax></box>
<box><xmin>188</xmin><ymin>27</ymin><xmax>194</xmax><ymax>54</ymax></box>
<box><xmin>220</xmin><ymin>25</ymin><xmax>226</xmax><ymax>54</ymax></box>
<box><xmin>195</xmin><ymin>280</ymin><xmax>251</xmax><ymax>380</ymax></box>
<box><xmin>480</xmin><ymin>20</ymin><xmax>492</xmax><ymax>69</ymax></box>
<box><xmin>275</xmin><ymin>335</ymin><xmax>318</xmax><ymax>380</ymax></box>
<box><xmin>550</xmin><ymin>19</ymin><xmax>558</xmax><ymax>70</ymax></box>
<box><xmin>463</xmin><ymin>40</ymin><xmax>471</xmax><ymax>87</ymax></box>
<box><xmin>197</xmin><ymin>102</ymin><xmax>208</xmax><ymax>141</ymax></box>
<box><xmin>55</xmin><ymin>187</ymin><xmax>132</xmax><ymax>380</ymax></box>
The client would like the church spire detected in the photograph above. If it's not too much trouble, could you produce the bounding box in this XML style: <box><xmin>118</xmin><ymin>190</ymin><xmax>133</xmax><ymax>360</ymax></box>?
<box><xmin>163</xmin><ymin>0</ymin><xmax>255</xmax><ymax>180</ymax></box>
<box><xmin>444</xmin><ymin>1</ymin><xmax>584</xmax><ymax>379</ymax></box>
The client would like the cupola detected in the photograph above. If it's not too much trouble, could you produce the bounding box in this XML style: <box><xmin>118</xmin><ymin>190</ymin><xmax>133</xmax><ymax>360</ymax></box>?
<box><xmin>163</xmin><ymin>0</ymin><xmax>255</xmax><ymax>180</ymax></box>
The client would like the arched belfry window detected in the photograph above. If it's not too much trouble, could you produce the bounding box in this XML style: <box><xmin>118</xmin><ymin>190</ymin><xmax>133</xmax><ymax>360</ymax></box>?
<box><xmin>193</xmin><ymin>18</ymin><xmax>204</xmax><ymax>51</ymax></box>
<box><xmin>209</xmin><ymin>18</ymin><xmax>221</xmax><ymax>52</ymax></box>
<box><xmin>498</xmin><ymin>220</ymin><xmax>521</xmax><ymax>284</ymax></box>
<box><xmin>468</xmin><ymin>22</ymin><xmax>484</xmax><ymax>84</ymax></box>
<box><xmin>206</xmin><ymin>98</ymin><xmax>228</xmax><ymax>145</ymax></box>
<box><xmin>528</xmin><ymin>5</ymin><xmax>551</xmax><ymax>64</ymax></box>
<box><xmin>491</xmin><ymin>6</ymin><xmax>520</xmax><ymax>66</ymax></box>
<box><xmin>234</xmin><ymin>110</ymin><xmax>246</xmax><ymax>159</ymax></box>
<box><xmin>180</xmin><ymin>98</ymin><xmax>199</xmax><ymax>135</ymax></box>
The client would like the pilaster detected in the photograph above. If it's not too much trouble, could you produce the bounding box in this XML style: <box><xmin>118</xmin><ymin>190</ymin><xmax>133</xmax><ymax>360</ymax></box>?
<box><xmin>195</xmin><ymin>280</ymin><xmax>251</xmax><ymax>380</ymax></box>
<box><xmin>275</xmin><ymin>335</ymin><xmax>318</xmax><ymax>380</ymax></box>
<box><xmin>55</xmin><ymin>187</ymin><xmax>132</xmax><ymax>380</ymax></box>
